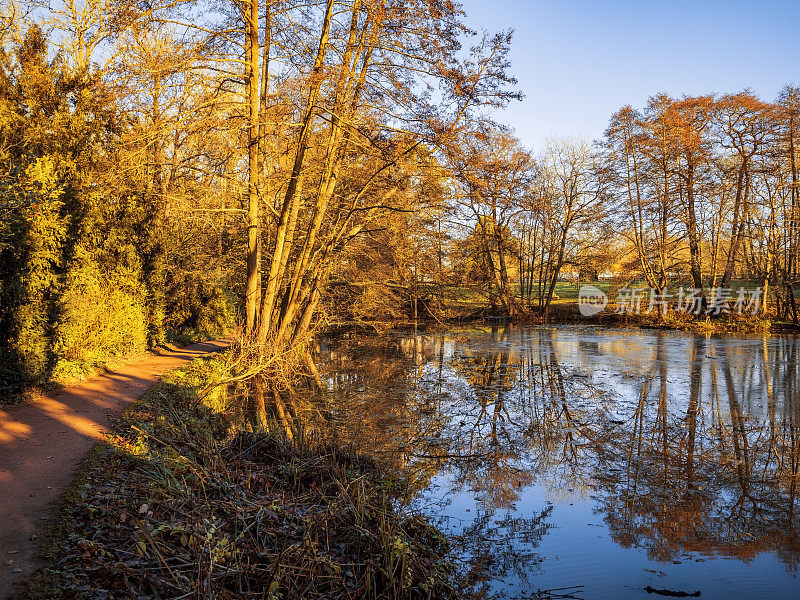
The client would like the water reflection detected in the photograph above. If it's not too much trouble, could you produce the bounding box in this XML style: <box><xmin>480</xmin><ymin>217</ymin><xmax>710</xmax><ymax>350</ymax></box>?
<box><xmin>316</xmin><ymin>326</ymin><xmax>800</xmax><ymax>598</ymax></box>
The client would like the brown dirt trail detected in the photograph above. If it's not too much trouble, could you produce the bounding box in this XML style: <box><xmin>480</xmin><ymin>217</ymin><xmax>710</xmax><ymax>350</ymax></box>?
<box><xmin>0</xmin><ymin>339</ymin><xmax>229</xmax><ymax>599</ymax></box>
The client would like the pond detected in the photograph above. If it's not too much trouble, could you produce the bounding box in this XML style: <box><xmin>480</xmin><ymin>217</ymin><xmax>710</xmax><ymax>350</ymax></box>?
<box><xmin>315</xmin><ymin>325</ymin><xmax>800</xmax><ymax>599</ymax></box>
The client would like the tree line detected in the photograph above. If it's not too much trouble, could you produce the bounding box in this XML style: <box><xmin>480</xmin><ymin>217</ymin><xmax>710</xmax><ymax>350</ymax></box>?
<box><xmin>2</xmin><ymin>0</ymin><xmax>798</xmax><ymax>401</ymax></box>
<box><xmin>425</xmin><ymin>89</ymin><xmax>800</xmax><ymax>322</ymax></box>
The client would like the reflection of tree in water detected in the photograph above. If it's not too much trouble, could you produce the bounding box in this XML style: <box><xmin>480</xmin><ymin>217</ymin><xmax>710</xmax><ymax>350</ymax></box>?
<box><xmin>314</xmin><ymin>331</ymin><xmax>450</xmax><ymax>496</ymax></box>
<box><xmin>596</xmin><ymin>334</ymin><xmax>800</xmax><ymax>566</ymax></box>
<box><xmin>421</xmin><ymin>325</ymin><xmax>562</xmax><ymax>597</ymax></box>
<box><xmin>316</xmin><ymin>327</ymin><xmax>800</xmax><ymax>596</ymax></box>
<box><xmin>438</xmin><ymin>506</ymin><xmax>554</xmax><ymax>600</ymax></box>
<box><xmin>437</xmin><ymin>324</ymin><xmax>532</xmax><ymax>509</ymax></box>
<box><xmin>420</xmin><ymin>325</ymin><xmax>605</xmax><ymax>510</ymax></box>
<box><xmin>317</xmin><ymin>326</ymin><xmax>599</xmax><ymax>596</ymax></box>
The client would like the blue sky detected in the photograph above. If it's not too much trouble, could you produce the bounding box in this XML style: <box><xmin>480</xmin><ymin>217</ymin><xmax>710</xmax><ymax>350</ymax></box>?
<box><xmin>459</xmin><ymin>0</ymin><xmax>800</xmax><ymax>150</ymax></box>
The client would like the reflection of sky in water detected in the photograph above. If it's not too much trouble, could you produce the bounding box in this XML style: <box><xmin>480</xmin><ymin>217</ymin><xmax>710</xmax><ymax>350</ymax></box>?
<box><xmin>318</xmin><ymin>325</ymin><xmax>800</xmax><ymax>599</ymax></box>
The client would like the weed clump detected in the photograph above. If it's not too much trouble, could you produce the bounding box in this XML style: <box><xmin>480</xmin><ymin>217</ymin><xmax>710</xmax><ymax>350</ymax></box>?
<box><xmin>30</xmin><ymin>357</ymin><xmax>454</xmax><ymax>599</ymax></box>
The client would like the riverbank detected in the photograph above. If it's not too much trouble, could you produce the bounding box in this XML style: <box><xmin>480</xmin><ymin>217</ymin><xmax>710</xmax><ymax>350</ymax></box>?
<box><xmin>514</xmin><ymin>302</ymin><xmax>784</xmax><ymax>334</ymax></box>
<box><xmin>415</xmin><ymin>284</ymin><xmax>796</xmax><ymax>334</ymax></box>
<box><xmin>26</xmin><ymin>355</ymin><xmax>455</xmax><ymax>600</ymax></box>
<box><xmin>335</xmin><ymin>300</ymin><xmax>789</xmax><ymax>336</ymax></box>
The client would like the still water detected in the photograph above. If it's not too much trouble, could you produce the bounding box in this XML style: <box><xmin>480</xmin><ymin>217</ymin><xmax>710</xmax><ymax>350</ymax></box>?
<box><xmin>316</xmin><ymin>325</ymin><xmax>800</xmax><ymax>599</ymax></box>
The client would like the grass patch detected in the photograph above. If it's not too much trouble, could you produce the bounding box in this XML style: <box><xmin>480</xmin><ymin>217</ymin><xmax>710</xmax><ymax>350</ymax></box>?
<box><xmin>28</xmin><ymin>355</ymin><xmax>454</xmax><ymax>600</ymax></box>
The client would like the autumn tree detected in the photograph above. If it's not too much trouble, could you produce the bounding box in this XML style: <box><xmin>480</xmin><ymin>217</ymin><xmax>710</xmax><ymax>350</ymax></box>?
<box><xmin>670</xmin><ymin>95</ymin><xmax>714</xmax><ymax>297</ymax></box>
<box><xmin>532</xmin><ymin>138</ymin><xmax>607</xmax><ymax>318</ymax></box>
<box><xmin>449</xmin><ymin>125</ymin><xmax>531</xmax><ymax>316</ymax></box>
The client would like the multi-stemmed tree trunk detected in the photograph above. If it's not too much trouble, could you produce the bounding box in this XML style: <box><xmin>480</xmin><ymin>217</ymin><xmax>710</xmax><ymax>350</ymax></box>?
<box><xmin>225</xmin><ymin>0</ymin><xmax>519</xmax><ymax>430</ymax></box>
<box><xmin>643</xmin><ymin>94</ymin><xmax>677</xmax><ymax>298</ymax></box>
<box><xmin>537</xmin><ymin>140</ymin><xmax>606</xmax><ymax>320</ymax></box>
<box><xmin>606</xmin><ymin>105</ymin><xmax>670</xmax><ymax>297</ymax></box>
<box><xmin>717</xmin><ymin>93</ymin><xmax>771</xmax><ymax>288</ymax></box>
<box><xmin>451</xmin><ymin>127</ymin><xmax>532</xmax><ymax>317</ymax></box>
<box><xmin>672</xmin><ymin>96</ymin><xmax>714</xmax><ymax>299</ymax></box>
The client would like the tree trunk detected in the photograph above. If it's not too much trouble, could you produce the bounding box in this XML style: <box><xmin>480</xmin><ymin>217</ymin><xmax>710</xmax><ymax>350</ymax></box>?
<box><xmin>244</xmin><ymin>0</ymin><xmax>261</xmax><ymax>336</ymax></box>
<box><xmin>721</xmin><ymin>163</ymin><xmax>748</xmax><ymax>288</ymax></box>
<box><xmin>685</xmin><ymin>164</ymin><xmax>704</xmax><ymax>293</ymax></box>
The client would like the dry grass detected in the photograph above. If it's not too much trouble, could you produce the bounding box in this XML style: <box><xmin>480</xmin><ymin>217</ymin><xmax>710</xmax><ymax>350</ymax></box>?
<box><xmin>29</xmin><ymin>355</ymin><xmax>454</xmax><ymax>600</ymax></box>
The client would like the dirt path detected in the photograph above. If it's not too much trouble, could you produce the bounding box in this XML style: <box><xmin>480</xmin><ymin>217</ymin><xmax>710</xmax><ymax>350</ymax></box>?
<box><xmin>0</xmin><ymin>339</ymin><xmax>230</xmax><ymax>599</ymax></box>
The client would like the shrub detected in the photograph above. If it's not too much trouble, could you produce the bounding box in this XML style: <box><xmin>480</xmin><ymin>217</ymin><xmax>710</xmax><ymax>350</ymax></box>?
<box><xmin>0</xmin><ymin>157</ymin><xmax>69</xmax><ymax>392</ymax></box>
<box><xmin>51</xmin><ymin>260</ymin><xmax>148</xmax><ymax>380</ymax></box>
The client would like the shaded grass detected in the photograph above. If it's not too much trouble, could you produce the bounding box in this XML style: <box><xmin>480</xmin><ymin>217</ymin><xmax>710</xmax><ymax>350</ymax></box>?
<box><xmin>29</xmin><ymin>355</ymin><xmax>454</xmax><ymax>600</ymax></box>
